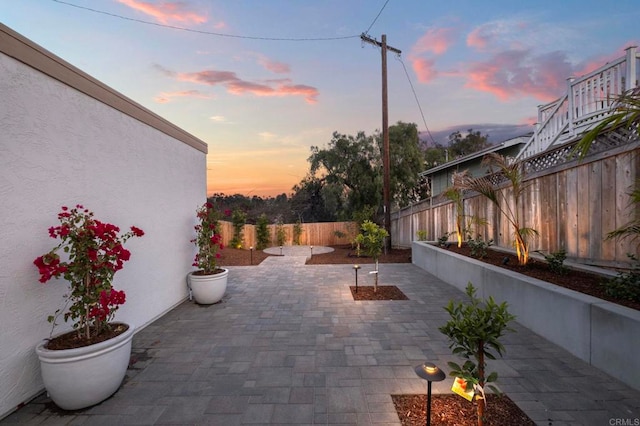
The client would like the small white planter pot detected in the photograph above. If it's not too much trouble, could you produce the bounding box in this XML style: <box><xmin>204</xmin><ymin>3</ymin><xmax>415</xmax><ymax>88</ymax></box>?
<box><xmin>188</xmin><ymin>268</ymin><xmax>229</xmax><ymax>304</ymax></box>
<box><xmin>35</xmin><ymin>323</ymin><xmax>135</xmax><ymax>410</ymax></box>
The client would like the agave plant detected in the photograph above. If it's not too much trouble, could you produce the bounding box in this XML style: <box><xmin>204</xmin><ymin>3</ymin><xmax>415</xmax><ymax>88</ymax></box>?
<box><xmin>453</xmin><ymin>153</ymin><xmax>538</xmax><ymax>265</ymax></box>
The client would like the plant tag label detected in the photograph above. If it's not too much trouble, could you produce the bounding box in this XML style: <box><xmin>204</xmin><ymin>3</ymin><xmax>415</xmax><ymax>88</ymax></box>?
<box><xmin>451</xmin><ymin>377</ymin><xmax>474</xmax><ymax>402</ymax></box>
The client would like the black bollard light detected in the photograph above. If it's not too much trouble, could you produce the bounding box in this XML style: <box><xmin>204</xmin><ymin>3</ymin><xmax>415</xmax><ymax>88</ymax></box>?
<box><xmin>353</xmin><ymin>264</ymin><xmax>360</xmax><ymax>293</ymax></box>
<box><xmin>250</xmin><ymin>246</ymin><xmax>253</xmax><ymax>265</ymax></box>
<box><xmin>414</xmin><ymin>362</ymin><xmax>446</xmax><ymax>426</ymax></box>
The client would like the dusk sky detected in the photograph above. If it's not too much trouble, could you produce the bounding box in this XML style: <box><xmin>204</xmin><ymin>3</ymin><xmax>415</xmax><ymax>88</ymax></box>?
<box><xmin>3</xmin><ymin>1</ymin><xmax>639</xmax><ymax>197</ymax></box>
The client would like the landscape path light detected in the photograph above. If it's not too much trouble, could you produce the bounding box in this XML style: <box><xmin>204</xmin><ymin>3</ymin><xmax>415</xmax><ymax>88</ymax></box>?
<box><xmin>414</xmin><ymin>362</ymin><xmax>446</xmax><ymax>426</ymax></box>
<box><xmin>310</xmin><ymin>245</ymin><xmax>313</xmax><ymax>257</ymax></box>
<box><xmin>352</xmin><ymin>264</ymin><xmax>361</xmax><ymax>293</ymax></box>
<box><xmin>249</xmin><ymin>246</ymin><xmax>253</xmax><ymax>265</ymax></box>
<box><xmin>280</xmin><ymin>245</ymin><xmax>283</xmax><ymax>256</ymax></box>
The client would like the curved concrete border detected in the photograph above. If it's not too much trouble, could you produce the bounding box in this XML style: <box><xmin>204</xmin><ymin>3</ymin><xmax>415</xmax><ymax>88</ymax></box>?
<box><xmin>263</xmin><ymin>245</ymin><xmax>334</xmax><ymax>256</ymax></box>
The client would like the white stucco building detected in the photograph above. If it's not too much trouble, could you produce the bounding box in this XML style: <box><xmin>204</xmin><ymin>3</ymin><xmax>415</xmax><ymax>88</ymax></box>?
<box><xmin>0</xmin><ymin>23</ymin><xmax>207</xmax><ymax>419</ymax></box>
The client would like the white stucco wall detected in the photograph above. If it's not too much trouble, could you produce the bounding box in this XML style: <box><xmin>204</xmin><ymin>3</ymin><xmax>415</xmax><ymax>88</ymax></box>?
<box><xmin>0</xmin><ymin>44</ymin><xmax>206</xmax><ymax>417</ymax></box>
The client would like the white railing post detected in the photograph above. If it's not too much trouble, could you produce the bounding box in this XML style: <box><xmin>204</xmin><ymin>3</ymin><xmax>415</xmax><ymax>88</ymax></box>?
<box><xmin>625</xmin><ymin>46</ymin><xmax>637</xmax><ymax>90</ymax></box>
<box><xmin>567</xmin><ymin>77</ymin><xmax>576</xmax><ymax>136</ymax></box>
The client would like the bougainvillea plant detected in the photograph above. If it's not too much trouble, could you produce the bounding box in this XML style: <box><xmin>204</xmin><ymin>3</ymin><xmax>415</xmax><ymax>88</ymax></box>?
<box><xmin>191</xmin><ymin>202</ymin><xmax>226</xmax><ymax>275</ymax></box>
<box><xmin>33</xmin><ymin>205</ymin><xmax>144</xmax><ymax>344</ymax></box>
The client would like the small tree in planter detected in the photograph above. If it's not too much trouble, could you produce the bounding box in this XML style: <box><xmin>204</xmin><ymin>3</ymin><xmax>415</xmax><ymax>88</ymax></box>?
<box><xmin>439</xmin><ymin>283</ymin><xmax>516</xmax><ymax>426</ymax></box>
<box><xmin>354</xmin><ymin>220</ymin><xmax>388</xmax><ymax>292</ymax></box>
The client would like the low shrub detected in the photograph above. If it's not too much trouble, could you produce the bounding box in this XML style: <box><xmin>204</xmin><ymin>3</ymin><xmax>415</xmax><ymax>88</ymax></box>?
<box><xmin>603</xmin><ymin>254</ymin><xmax>640</xmax><ymax>302</ymax></box>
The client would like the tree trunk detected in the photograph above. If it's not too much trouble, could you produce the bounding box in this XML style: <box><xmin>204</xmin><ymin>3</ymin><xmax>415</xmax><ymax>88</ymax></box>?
<box><xmin>476</xmin><ymin>343</ymin><xmax>486</xmax><ymax>426</ymax></box>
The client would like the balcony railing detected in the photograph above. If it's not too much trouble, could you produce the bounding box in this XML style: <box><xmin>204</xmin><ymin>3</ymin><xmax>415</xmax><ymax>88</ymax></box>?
<box><xmin>517</xmin><ymin>45</ymin><xmax>638</xmax><ymax>160</ymax></box>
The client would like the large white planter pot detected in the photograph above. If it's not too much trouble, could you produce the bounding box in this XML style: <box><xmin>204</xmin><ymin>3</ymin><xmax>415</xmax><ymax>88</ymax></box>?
<box><xmin>35</xmin><ymin>323</ymin><xmax>134</xmax><ymax>410</ymax></box>
<box><xmin>188</xmin><ymin>268</ymin><xmax>229</xmax><ymax>304</ymax></box>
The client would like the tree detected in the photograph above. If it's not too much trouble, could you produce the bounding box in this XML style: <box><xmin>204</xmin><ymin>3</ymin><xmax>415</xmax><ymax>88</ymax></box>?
<box><xmin>453</xmin><ymin>153</ymin><xmax>538</xmax><ymax>265</ymax></box>
<box><xmin>422</xmin><ymin>129</ymin><xmax>490</xmax><ymax>171</ymax></box>
<box><xmin>439</xmin><ymin>283</ymin><xmax>516</xmax><ymax>426</ymax></box>
<box><xmin>289</xmin><ymin>176</ymin><xmax>340</xmax><ymax>223</ymax></box>
<box><xmin>448</xmin><ymin>129</ymin><xmax>490</xmax><ymax>158</ymax></box>
<box><xmin>354</xmin><ymin>221</ymin><xmax>388</xmax><ymax>293</ymax></box>
<box><xmin>303</xmin><ymin>123</ymin><xmax>426</xmax><ymax>221</ymax></box>
<box><xmin>255</xmin><ymin>214</ymin><xmax>270</xmax><ymax>250</ymax></box>
<box><xmin>308</xmin><ymin>131</ymin><xmax>382</xmax><ymax>221</ymax></box>
<box><xmin>384</xmin><ymin>121</ymin><xmax>426</xmax><ymax>208</ymax></box>
<box><xmin>443</xmin><ymin>181</ymin><xmax>465</xmax><ymax>248</ymax></box>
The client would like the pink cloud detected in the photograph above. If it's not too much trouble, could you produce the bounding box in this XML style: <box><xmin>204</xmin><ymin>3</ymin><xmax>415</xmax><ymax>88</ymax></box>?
<box><xmin>412</xmin><ymin>57</ymin><xmax>438</xmax><ymax>83</ymax></box>
<box><xmin>574</xmin><ymin>41</ymin><xmax>640</xmax><ymax>77</ymax></box>
<box><xmin>153</xmin><ymin>90</ymin><xmax>213</xmax><ymax>103</ymax></box>
<box><xmin>173</xmin><ymin>69</ymin><xmax>318</xmax><ymax>104</ymax></box>
<box><xmin>467</xmin><ymin>26</ymin><xmax>492</xmax><ymax>50</ymax></box>
<box><xmin>257</xmin><ymin>56</ymin><xmax>290</xmax><ymax>74</ymax></box>
<box><xmin>412</xmin><ymin>28</ymin><xmax>456</xmax><ymax>55</ymax></box>
<box><xmin>465</xmin><ymin>49</ymin><xmax>573</xmax><ymax>102</ymax></box>
<box><xmin>117</xmin><ymin>0</ymin><xmax>209</xmax><ymax>25</ymax></box>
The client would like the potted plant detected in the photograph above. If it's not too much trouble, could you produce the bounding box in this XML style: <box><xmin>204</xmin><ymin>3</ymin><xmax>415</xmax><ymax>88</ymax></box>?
<box><xmin>187</xmin><ymin>202</ymin><xmax>228</xmax><ymax>304</ymax></box>
<box><xmin>33</xmin><ymin>204</ymin><xmax>144</xmax><ymax>410</ymax></box>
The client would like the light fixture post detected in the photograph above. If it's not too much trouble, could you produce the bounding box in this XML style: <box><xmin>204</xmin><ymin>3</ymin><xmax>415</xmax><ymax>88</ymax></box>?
<box><xmin>353</xmin><ymin>265</ymin><xmax>361</xmax><ymax>293</ymax></box>
<box><xmin>250</xmin><ymin>246</ymin><xmax>253</xmax><ymax>265</ymax></box>
<box><xmin>414</xmin><ymin>362</ymin><xmax>446</xmax><ymax>426</ymax></box>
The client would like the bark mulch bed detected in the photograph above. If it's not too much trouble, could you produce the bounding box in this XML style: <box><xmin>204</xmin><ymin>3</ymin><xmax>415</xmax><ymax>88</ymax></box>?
<box><xmin>349</xmin><ymin>285</ymin><xmax>409</xmax><ymax>300</ymax></box>
<box><xmin>392</xmin><ymin>394</ymin><xmax>535</xmax><ymax>426</ymax></box>
<box><xmin>444</xmin><ymin>243</ymin><xmax>639</xmax><ymax>311</ymax></box>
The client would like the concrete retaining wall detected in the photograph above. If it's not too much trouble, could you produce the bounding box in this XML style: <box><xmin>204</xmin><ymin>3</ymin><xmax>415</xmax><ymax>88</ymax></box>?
<box><xmin>412</xmin><ymin>241</ymin><xmax>640</xmax><ymax>391</ymax></box>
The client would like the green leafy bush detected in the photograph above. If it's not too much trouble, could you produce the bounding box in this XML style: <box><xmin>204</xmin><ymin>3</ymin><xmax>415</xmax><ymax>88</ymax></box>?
<box><xmin>439</xmin><ymin>283</ymin><xmax>516</xmax><ymax>426</ymax></box>
<box><xmin>354</xmin><ymin>221</ymin><xmax>388</xmax><ymax>292</ymax></box>
<box><xmin>467</xmin><ymin>235</ymin><xmax>493</xmax><ymax>259</ymax></box>
<box><xmin>536</xmin><ymin>249</ymin><xmax>568</xmax><ymax>275</ymax></box>
<box><xmin>293</xmin><ymin>221</ymin><xmax>303</xmax><ymax>245</ymax></box>
<box><xmin>229</xmin><ymin>209</ymin><xmax>247</xmax><ymax>249</ymax></box>
<box><xmin>255</xmin><ymin>214</ymin><xmax>270</xmax><ymax>250</ymax></box>
<box><xmin>275</xmin><ymin>220</ymin><xmax>286</xmax><ymax>246</ymax></box>
<box><xmin>602</xmin><ymin>254</ymin><xmax>640</xmax><ymax>302</ymax></box>
<box><xmin>416</xmin><ymin>229</ymin><xmax>428</xmax><ymax>241</ymax></box>
<box><xmin>437</xmin><ymin>232</ymin><xmax>450</xmax><ymax>248</ymax></box>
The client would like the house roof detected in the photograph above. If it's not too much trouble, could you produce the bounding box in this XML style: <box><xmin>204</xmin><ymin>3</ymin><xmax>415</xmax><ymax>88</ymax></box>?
<box><xmin>419</xmin><ymin>134</ymin><xmax>530</xmax><ymax>177</ymax></box>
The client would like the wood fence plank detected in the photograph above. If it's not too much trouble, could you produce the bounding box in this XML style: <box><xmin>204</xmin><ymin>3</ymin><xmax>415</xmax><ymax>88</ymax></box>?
<box><xmin>577</xmin><ymin>165</ymin><xmax>590</xmax><ymax>259</ymax></box>
<box><xmin>601</xmin><ymin>156</ymin><xmax>617</xmax><ymax>260</ymax></box>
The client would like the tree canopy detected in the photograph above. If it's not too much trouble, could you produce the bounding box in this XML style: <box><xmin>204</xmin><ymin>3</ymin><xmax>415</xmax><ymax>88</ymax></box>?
<box><xmin>304</xmin><ymin>121</ymin><xmax>426</xmax><ymax>222</ymax></box>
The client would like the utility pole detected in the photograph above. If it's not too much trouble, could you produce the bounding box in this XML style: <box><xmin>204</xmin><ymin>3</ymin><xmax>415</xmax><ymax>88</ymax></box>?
<box><xmin>360</xmin><ymin>33</ymin><xmax>401</xmax><ymax>250</ymax></box>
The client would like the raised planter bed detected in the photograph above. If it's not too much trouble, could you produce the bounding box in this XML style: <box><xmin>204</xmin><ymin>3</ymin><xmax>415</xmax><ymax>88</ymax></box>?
<box><xmin>412</xmin><ymin>241</ymin><xmax>640</xmax><ymax>392</ymax></box>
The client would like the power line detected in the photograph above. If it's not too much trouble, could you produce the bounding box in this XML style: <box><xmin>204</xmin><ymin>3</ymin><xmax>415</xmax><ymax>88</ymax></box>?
<box><xmin>51</xmin><ymin>0</ymin><xmax>360</xmax><ymax>41</ymax></box>
<box><xmin>364</xmin><ymin>0</ymin><xmax>390</xmax><ymax>35</ymax></box>
<box><xmin>396</xmin><ymin>55</ymin><xmax>438</xmax><ymax>147</ymax></box>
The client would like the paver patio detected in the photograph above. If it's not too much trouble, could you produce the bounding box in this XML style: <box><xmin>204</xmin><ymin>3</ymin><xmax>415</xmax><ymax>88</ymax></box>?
<box><xmin>3</xmin><ymin>258</ymin><xmax>640</xmax><ymax>425</ymax></box>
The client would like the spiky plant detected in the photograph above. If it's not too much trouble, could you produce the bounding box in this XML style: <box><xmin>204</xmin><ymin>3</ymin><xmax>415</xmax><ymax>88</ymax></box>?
<box><xmin>573</xmin><ymin>88</ymin><xmax>640</xmax><ymax>160</ymax></box>
<box><xmin>453</xmin><ymin>153</ymin><xmax>538</xmax><ymax>265</ymax></box>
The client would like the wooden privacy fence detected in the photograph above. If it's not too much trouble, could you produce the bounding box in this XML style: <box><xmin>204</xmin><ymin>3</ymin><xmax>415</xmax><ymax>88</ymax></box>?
<box><xmin>218</xmin><ymin>221</ymin><xmax>357</xmax><ymax>249</ymax></box>
<box><xmin>392</xmin><ymin>143</ymin><xmax>639</xmax><ymax>268</ymax></box>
